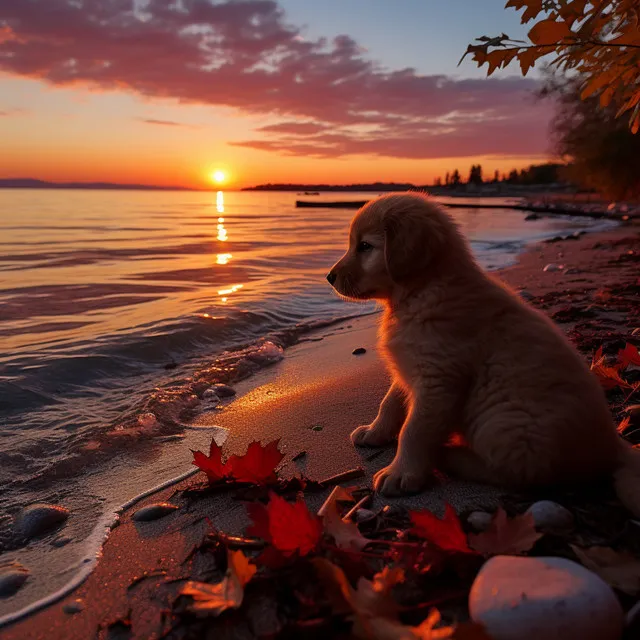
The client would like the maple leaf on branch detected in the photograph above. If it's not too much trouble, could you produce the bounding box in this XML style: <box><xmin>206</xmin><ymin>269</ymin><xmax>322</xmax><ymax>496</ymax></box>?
<box><xmin>246</xmin><ymin>492</ymin><xmax>322</xmax><ymax>559</ymax></box>
<box><xmin>409</xmin><ymin>503</ymin><xmax>475</xmax><ymax>554</ymax></box>
<box><xmin>178</xmin><ymin>549</ymin><xmax>256</xmax><ymax>616</ymax></box>
<box><xmin>469</xmin><ymin>508</ymin><xmax>542</xmax><ymax>556</ymax></box>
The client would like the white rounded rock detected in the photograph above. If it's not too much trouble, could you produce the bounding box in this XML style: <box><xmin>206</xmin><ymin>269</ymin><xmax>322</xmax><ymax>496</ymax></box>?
<box><xmin>470</xmin><ymin>556</ymin><xmax>623</xmax><ymax>640</ymax></box>
<box><xmin>526</xmin><ymin>500</ymin><xmax>574</xmax><ymax>532</ymax></box>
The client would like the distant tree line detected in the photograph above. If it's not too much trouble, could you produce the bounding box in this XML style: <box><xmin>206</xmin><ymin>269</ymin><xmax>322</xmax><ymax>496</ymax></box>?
<box><xmin>436</xmin><ymin>162</ymin><xmax>564</xmax><ymax>188</ymax></box>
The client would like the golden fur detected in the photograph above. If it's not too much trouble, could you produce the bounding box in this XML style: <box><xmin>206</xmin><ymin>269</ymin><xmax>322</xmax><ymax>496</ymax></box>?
<box><xmin>328</xmin><ymin>192</ymin><xmax>640</xmax><ymax>515</ymax></box>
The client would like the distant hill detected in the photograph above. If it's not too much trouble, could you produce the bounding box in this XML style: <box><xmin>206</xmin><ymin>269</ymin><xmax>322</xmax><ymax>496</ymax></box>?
<box><xmin>243</xmin><ymin>182</ymin><xmax>425</xmax><ymax>192</ymax></box>
<box><xmin>0</xmin><ymin>178</ymin><xmax>198</xmax><ymax>191</ymax></box>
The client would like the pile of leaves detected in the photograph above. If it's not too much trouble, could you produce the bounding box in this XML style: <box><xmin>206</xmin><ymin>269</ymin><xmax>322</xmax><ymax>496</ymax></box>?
<box><xmin>150</xmin><ymin>431</ymin><xmax>640</xmax><ymax>639</ymax></box>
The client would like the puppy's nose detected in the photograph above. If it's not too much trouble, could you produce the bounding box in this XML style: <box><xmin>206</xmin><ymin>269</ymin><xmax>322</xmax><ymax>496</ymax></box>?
<box><xmin>326</xmin><ymin>271</ymin><xmax>337</xmax><ymax>285</ymax></box>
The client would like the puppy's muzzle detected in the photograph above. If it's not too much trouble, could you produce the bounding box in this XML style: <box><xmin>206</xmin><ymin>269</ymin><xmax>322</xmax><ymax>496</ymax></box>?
<box><xmin>326</xmin><ymin>271</ymin><xmax>337</xmax><ymax>285</ymax></box>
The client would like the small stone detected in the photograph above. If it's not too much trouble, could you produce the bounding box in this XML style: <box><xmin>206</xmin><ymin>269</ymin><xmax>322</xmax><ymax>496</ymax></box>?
<box><xmin>51</xmin><ymin>535</ymin><xmax>72</xmax><ymax>548</ymax></box>
<box><xmin>311</xmin><ymin>424</ymin><xmax>323</xmax><ymax>432</ymax></box>
<box><xmin>632</xmin><ymin>328</ymin><xmax>640</xmax><ymax>336</ymax></box>
<box><xmin>543</xmin><ymin>263</ymin><xmax>565</xmax><ymax>272</ymax></box>
<box><xmin>202</xmin><ymin>389</ymin><xmax>221</xmax><ymax>403</ymax></box>
<box><xmin>526</xmin><ymin>500</ymin><xmax>574</xmax><ymax>532</ymax></box>
<box><xmin>467</xmin><ymin>511</ymin><xmax>493</xmax><ymax>532</ymax></box>
<box><xmin>517</xmin><ymin>290</ymin><xmax>535</xmax><ymax>302</ymax></box>
<box><xmin>353</xmin><ymin>509</ymin><xmax>376</xmax><ymax>523</ymax></box>
<box><xmin>133</xmin><ymin>503</ymin><xmax>179</xmax><ymax>522</ymax></box>
<box><xmin>14</xmin><ymin>504</ymin><xmax>69</xmax><ymax>540</ymax></box>
<box><xmin>525</xmin><ymin>213</ymin><xmax>541</xmax><ymax>221</ymax></box>
<box><xmin>352</xmin><ymin>347</ymin><xmax>367</xmax><ymax>355</ymax></box>
<box><xmin>63</xmin><ymin>599</ymin><xmax>85</xmax><ymax>614</ymax></box>
<box><xmin>470</xmin><ymin>555</ymin><xmax>623</xmax><ymax>640</ymax></box>
<box><xmin>137</xmin><ymin>412</ymin><xmax>159</xmax><ymax>430</ymax></box>
<box><xmin>212</xmin><ymin>383</ymin><xmax>236</xmax><ymax>398</ymax></box>
<box><xmin>0</xmin><ymin>564</ymin><xmax>29</xmax><ymax>596</ymax></box>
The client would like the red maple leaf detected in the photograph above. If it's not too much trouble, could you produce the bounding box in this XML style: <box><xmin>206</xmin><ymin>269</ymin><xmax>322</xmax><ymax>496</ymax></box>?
<box><xmin>409</xmin><ymin>503</ymin><xmax>474</xmax><ymax>554</ymax></box>
<box><xmin>618</xmin><ymin>343</ymin><xmax>640</xmax><ymax>368</ymax></box>
<box><xmin>246</xmin><ymin>492</ymin><xmax>322</xmax><ymax>558</ymax></box>
<box><xmin>226</xmin><ymin>440</ymin><xmax>284</xmax><ymax>484</ymax></box>
<box><xmin>191</xmin><ymin>439</ymin><xmax>283</xmax><ymax>485</ymax></box>
<box><xmin>191</xmin><ymin>440</ymin><xmax>231</xmax><ymax>483</ymax></box>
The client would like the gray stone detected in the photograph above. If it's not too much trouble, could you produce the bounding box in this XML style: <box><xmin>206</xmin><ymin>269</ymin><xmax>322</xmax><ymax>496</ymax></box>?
<box><xmin>51</xmin><ymin>535</ymin><xmax>72</xmax><ymax>548</ymax></box>
<box><xmin>14</xmin><ymin>503</ymin><xmax>69</xmax><ymax>540</ymax></box>
<box><xmin>212</xmin><ymin>383</ymin><xmax>236</xmax><ymax>398</ymax></box>
<box><xmin>63</xmin><ymin>598</ymin><xmax>85</xmax><ymax>614</ymax></box>
<box><xmin>526</xmin><ymin>500</ymin><xmax>574</xmax><ymax>532</ymax></box>
<box><xmin>467</xmin><ymin>511</ymin><xmax>493</xmax><ymax>532</ymax></box>
<box><xmin>133</xmin><ymin>502</ymin><xmax>179</xmax><ymax>522</ymax></box>
<box><xmin>0</xmin><ymin>564</ymin><xmax>29</xmax><ymax>596</ymax></box>
<box><xmin>470</xmin><ymin>555</ymin><xmax>623</xmax><ymax>640</ymax></box>
<box><xmin>202</xmin><ymin>388</ymin><xmax>221</xmax><ymax>403</ymax></box>
<box><xmin>543</xmin><ymin>263</ymin><xmax>565</xmax><ymax>273</ymax></box>
<box><xmin>352</xmin><ymin>347</ymin><xmax>367</xmax><ymax>355</ymax></box>
<box><xmin>353</xmin><ymin>508</ymin><xmax>376</xmax><ymax>523</ymax></box>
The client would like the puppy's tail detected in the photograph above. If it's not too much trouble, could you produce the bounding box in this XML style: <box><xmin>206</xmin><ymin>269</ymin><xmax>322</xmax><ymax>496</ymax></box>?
<box><xmin>613</xmin><ymin>443</ymin><xmax>640</xmax><ymax>518</ymax></box>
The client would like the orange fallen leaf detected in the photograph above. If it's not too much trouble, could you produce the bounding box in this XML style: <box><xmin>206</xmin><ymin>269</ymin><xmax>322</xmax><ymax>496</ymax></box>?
<box><xmin>591</xmin><ymin>347</ymin><xmax>631</xmax><ymax>390</ymax></box>
<box><xmin>246</xmin><ymin>492</ymin><xmax>322</xmax><ymax>557</ymax></box>
<box><xmin>469</xmin><ymin>508</ymin><xmax>542</xmax><ymax>556</ymax></box>
<box><xmin>322</xmin><ymin>498</ymin><xmax>371</xmax><ymax>551</ymax></box>
<box><xmin>618</xmin><ymin>343</ymin><xmax>640</xmax><ymax>368</ymax></box>
<box><xmin>571</xmin><ymin>545</ymin><xmax>640</xmax><ymax>595</ymax></box>
<box><xmin>179</xmin><ymin>549</ymin><xmax>256</xmax><ymax>616</ymax></box>
<box><xmin>409</xmin><ymin>503</ymin><xmax>475</xmax><ymax>554</ymax></box>
<box><xmin>618</xmin><ymin>415</ymin><xmax>632</xmax><ymax>434</ymax></box>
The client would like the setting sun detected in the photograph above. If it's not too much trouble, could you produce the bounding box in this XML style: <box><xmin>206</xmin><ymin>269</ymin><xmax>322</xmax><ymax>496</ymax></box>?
<box><xmin>212</xmin><ymin>170</ymin><xmax>226</xmax><ymax>184</ymax></box>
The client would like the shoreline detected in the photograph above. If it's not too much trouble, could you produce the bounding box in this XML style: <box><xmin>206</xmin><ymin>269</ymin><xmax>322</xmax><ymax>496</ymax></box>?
<box><xmin>2</xmin><ymin>221</ymin><xmax>639</xmax><ymax>637</ymax></box>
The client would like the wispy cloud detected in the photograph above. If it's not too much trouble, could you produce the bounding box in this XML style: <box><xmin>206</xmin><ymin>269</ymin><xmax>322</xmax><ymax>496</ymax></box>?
<box><xmin>136</xmin><ymin>117</ymin><xmax>199</xmax><ymax>128</ymax></box>
<box><xmin>0</xmin><ymin>0</ymin><xmax>551</xmax><ymax>159</ymax></box>
<box><xmin>0</xmin><ymin>107</ymin><xmax>27</xmax><ymax>116</ymax></box>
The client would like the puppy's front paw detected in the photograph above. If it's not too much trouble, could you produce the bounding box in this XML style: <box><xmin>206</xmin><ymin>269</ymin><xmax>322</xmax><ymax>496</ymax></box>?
<box><xmin>350</xmin><ymin>424</ymin><xmax>394</xmax><ymax>447</ymax></box>
<box><xmin>373</xmin><ymin>462</ymin><xmax>428</xmax><ymax>496</ymax></box>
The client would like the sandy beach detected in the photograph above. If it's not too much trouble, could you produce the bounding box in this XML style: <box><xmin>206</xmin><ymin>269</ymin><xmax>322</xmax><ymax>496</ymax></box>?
<box><xmin>3</xmin><ymin>221</ymin><xmax>639</xmax><ymax>639</ymax></box>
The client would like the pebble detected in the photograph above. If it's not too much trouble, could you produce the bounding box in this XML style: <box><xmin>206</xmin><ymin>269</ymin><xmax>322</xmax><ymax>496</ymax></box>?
<box><xmin>138</xmin><ymin>412</ymin><xmax>159</xmax><ymax>430</ymax></box>
<box><xmin>51</xmin><ymin>535</ymin><xmax>73</xmax><ymax>548</ymax></box>
<box><xmin>0</xmin><ymin>564</ymin><xmax>30</xmax><ymax>596</ymax></box>
<box><xmin>632</xmin><ymin>328</ymin><xmax>640</xmax><ymax>336</ymax></box>
<box><xmin>14</xmin><ymin>504</ymin><xmax>70</xmax><ymax>540</ymax></box>
<box><xmin>202</xmin><ymin>388</ymin><xmax>221</xmax><ymax>403</ymax></box>
<box><xmin>543</xmin><ymin>263</ymin><xmax>565</xmax><ymax>272</ymax></box>
<box><xmin>352</xmin><ymin>347</ymin><xmax>367</xmax><ymax>355</ymax></box>
<box><xmin>132</xmin><ymin>503</ymin><xmax>179</xmax><ymax>522</ymax></box>
<box><xmin>63</xmin><ymin>598</ymin><xmax>85</xmax><ymax>614</ymax></box>
<box><xmin>353</xmin><ymin>508</ymin><xmax>376</xmax><ymax>523</ymax></box>
<box><xmin>526</xmin><ymin>500</ymin><xmax>574</xmax><ymax>532</ymax></box>
<box><xmin>525</xmin><ymin>213</ymin><xmax>541</xmax><ymax>221</ymax></box>
<box><xmin>467</xmin><ymin>511</ymin><xmax>493</xmax><ymax>532</ymax></box>
<box><xmin>469</xmin><ymin>555</ymin><xmax>623</xmax><ymax>640</ymax></box>
<box><xmin>212</xmin><ymin>383</ymin><xmax>236</xmax><ymax>398</ymax></box>
<box><xmin>517</xmin><ymin>290</ymin><xmax>535</xmax><ymax>302</ymax></box>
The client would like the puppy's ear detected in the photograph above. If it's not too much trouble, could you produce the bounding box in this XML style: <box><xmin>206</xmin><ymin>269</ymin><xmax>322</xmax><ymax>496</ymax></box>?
<box><xmin>383</xmin><ymin>205</ymin><xmax>446</xmax><ymax>282</ymax></box>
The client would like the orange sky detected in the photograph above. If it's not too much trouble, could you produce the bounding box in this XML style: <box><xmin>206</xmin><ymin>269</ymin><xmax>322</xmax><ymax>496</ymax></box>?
<box><xmin>0</xmin><ymin>1</ymin><xmax>554</xmax><ymax>189</ymax></box>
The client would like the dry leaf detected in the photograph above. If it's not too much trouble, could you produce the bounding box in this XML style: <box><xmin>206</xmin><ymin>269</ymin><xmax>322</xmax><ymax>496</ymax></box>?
<box><xmin>409</xmin><ymin>503</ymin><xmax>474</xmax><ymax>554</ymax></box>
<box><xmin>469</xmin><ymin>508</ymin><xmax>542</xmax><ymax>556</ymax></box>
<box><xmin>322</xmin><ymin>499</ymin><xmax>371</xmax><ymax>551</ymax></box>
<box><xmin>571</xmin><ymin>545</ymin><xmax>640</xmax><ymax>595</ymax></box>
<box><xmin>618</xmin><ymin>343</ymin><xmax>640</xmax><ymax>368</ymax></box>
<box><xmin>179</xmin><ymin>549</ymin><xmax>256</xmax><ymax>616</ymax></box>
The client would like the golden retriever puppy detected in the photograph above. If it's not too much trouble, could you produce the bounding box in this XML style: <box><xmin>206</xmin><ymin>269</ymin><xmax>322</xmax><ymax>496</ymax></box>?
<box><xmin>327</xmin><ymin>192</ymin><xmax>640</xmax><ymax>515</ymax></box>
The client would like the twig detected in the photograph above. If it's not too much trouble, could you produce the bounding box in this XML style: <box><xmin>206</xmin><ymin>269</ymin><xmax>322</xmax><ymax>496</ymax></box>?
<box><xmin>342</xmin><ymin>495</ymin><xmax>372</xmax><ymax>522</ymax></box>
<box><xmin>319</xmin><ymin>467</ymin><xmax>365</xmax><ymax>487</ymax></box>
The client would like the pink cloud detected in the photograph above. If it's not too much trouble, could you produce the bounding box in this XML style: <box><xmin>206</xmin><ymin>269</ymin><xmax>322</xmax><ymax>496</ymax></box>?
<box><xmin>0</xmin><ymin>0</ymin><xmax>552</xmax><ymax>159</ymax></box>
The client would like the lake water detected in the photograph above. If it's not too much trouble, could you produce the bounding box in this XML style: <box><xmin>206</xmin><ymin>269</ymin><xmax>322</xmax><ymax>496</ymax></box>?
<box><xmin>0</xmin><ymin>189</ymin><xmax>617</xmax><ymax>619</ymax></box>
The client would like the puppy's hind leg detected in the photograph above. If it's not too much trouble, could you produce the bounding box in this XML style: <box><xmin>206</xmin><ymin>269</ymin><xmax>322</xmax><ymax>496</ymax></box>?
<box><xmin>351</xmin><ymin>383</ymin><xmax>406</xmax><ymax>447</ymax></box>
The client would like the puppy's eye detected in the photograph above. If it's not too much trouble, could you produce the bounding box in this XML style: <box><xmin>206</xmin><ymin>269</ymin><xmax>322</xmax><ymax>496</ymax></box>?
<box><xmin>356</xmin><ymin>241</ymin><xmax>374</xmax><ymax>253</ymax></box>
